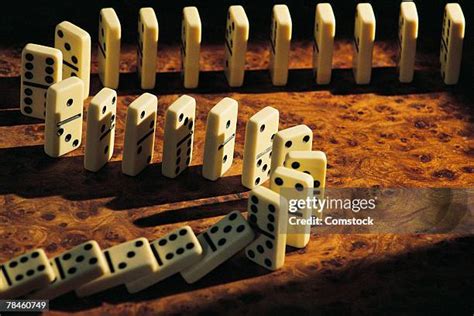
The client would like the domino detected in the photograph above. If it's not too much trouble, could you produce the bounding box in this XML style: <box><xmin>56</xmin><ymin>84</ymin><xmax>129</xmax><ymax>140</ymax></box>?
<box><xmin>84</xmin><ymin>88</ymin><xmax>117</xmax><ymax>172</ymax></box>
<box><xmin>122</xmin><ymin>93</ymin><xmax>157</xmax><ymax>176</ymax></box>
<box><xmin>440</xmin><ymin>3</ymin><xmax>465</xmax><ymax>85</ymax></box>
<box><xmin>76</xmin><ymin>238</ymin><xmax>158</xmax><ymax>297</ymax></box>
<box><xmin>0</xmin><ymin>249</ymin><xmax>55</xmax><ymax>299</ymax></box>
<box><xmin>224</xmin><ymin>5</ymin><xmax>249</xmax><ymax>87</ymax></box>
<box><xmin>269</xmin><ymin>4</ymin><xmax>292</xmax><ymax>86</ymax></box>
<box><xmin>313</xmin><ymin>3</ymin><xmax>336</xmax><ymax>85</ymax></box>
<box><xmin>352</xmin><ymin>3</ymin><xmax>376</xmax><ymax>85</ymax></box>
<box><xmin>98</xmin><ymin>8</ymin><xmax>121</xmax><ymax>89</ymax></box>
<box><xmin>44</xmin><ymin>77</ymin><xmax>84</xmax><ymax>157</ymax></box>
<box><xmin>181</xmin><ymin>6</ymin><xmax>202</xmax><ymax>88</ymax></box>
<box><xmin>29</xmin><ymin>241</ymin><xmax>106</xmax><ymax>300</ymax></box>
<box><xmin>55</xmin><ymin>21</ymin><xmax>91</xmax><ymax>100</ymax></box>
<box><xmin>270</xmin><ymin>124</ymin><xmax>313</xmax><ymax>173</ymax></box>
<box><xmin>162</xmin><ymin>95</ymin><xmax>195</xmax><ymax>178</ymax></box>
<box><xmin>241</xmin><ymin>106</ymin><xmax>279</xmax><ymax>189</ymax></box>
<box><xmin>20</xmin><ymin>44</ymin><xmax>62</xmax><ymax>119</ymax></box>
<box><xmin>181</xmin><ymin>211</ymin><xmax>255</xmax><ymax>283</ymax></box>
<box><xmin>397</xmin><ymin>2</ymin><xmax>418</xmax><ymax>83</ymax></box>
<box><xmin>270</xmin><ymin>167</ymin><xmax>313</xmax><ymax>248</ymax></box>
<box><xmin>126</xmin><ymin>226</ymin><xmax>202</xmax><ymax>293</ymax></box>
<box><xmin>137</xmin><ymin>7</ymin><xmax>159</xmax><ymax>90</ymax></box>
<box><xmin>202</xmin><ymin>97</ymin><xmax>238</xmax><ymax>181</ymax></box>
<box><xmin>246</xmin><ymin>186</ymin><xmax>288</xmax><ymax>270</ymax></box>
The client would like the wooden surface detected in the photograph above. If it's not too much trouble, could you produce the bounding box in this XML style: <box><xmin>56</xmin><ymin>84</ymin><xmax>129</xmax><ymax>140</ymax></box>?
<box><xmin>0</xmin><ymin>40</ymin><xmax>473</xmax><ymax>315</ymax></box>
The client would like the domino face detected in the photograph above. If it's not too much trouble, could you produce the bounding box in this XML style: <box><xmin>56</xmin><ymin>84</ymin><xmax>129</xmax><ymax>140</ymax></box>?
<box><xmin>122</xmin><ymin>93</ymin><xmax>157</xmax><ymax>176</ymax></box>
<box><xmin>162</xmin><ymin>95</ymin><xmax>195</xmax><ymax>178</ymax></box>
<box><xmin>181</xmin><ymin>6</ymin><xmax>201</xmax><ymax>88</ymax></box>
<box><xmin>20</xmin><ymin>44</ymin><xmax>62</xmax><ymax>119</ymax></box>
<box><xmin>55</xmin><ymin>21</ymin><xmax>91</xmax><ymax>100</ymax></box>
<box><xmin>270</xmin><ymin>125</ymin><xmax>312</xmax><ymax>173</ymax></box>
<box><xmin>29</xmin><ymin>241</ymin><xmax>106</xmax><ymax>300</ymax></box>
<box><xmin>241</xmin><ymin>106</ymin><xmax>279</xmax><ymax>189</ymax></box>
<box><xmin>0</xmin><ymin>249</ymin><xmax>55</xmax><ymax>299</ymax></box>
<box><xmin>313</xmin><ymin>3</ymin><xmax>336</xmax><ymax>85</ymax></box>
<box><xmin>137</xmin><ymin>7</ymin><xmax>158</xmax><ymax>89</ymax></box>
<box><xmin>84</xmin><ymin>88</ymin><xmax>117</xmax><ymax>172</ymax></box>
<box><xmin>98</xmin><ymin>8</ymin><xmax>121</xmax><ymax>89</ymax></box>
<box><xmin>44</xmin><ymin>77</ymin><xmax>84</xmax><ymax>157</ymax></box>
<box><xmin>224</xmin><ymin>5</ymin><xmax>249</xmax><ymax>87</ymax></box>
<box><xmin>269</xmin><ymin>4</ymin><xmax>292</xmax><ymax>86</ymax></box>
<box><xmin>440</xmin><ymin>3</ymin><xmax>465</xmax><ymax>85</ymax></box>
<box><xmin>246</xmin><ymin>186</ymin><xmax>288</xmax><ymax>270</ymax></box>
<box><xmin>270</xmin><ymin>167</ymin><xmax>313</xmax><ymax>248</ymax></box>
<box><xmin>352</xmin><ymin>3</ymin><xmax>376</xmax><ymax>85</ymax></box>
<box><xmin>76</xmin><ymin>238</ymin><xmax>157</xmax><ymax>297</ymax></box>
<box><xmin>397</xmin><ymin>2</ymin><xmax>418</xmax><ymax>83</ymax></box>
<box><xmin>126</xmin><ymin>226</ymin><xmax>203</xmax><ymax>293</ymax></box>
<box><xmin>181</xmin><ymin>211</ymin><xmax>255</xmax><ymax>284</ymax></box>
<box><xmin>202</xmin><ymin>97</ymin><xmax>238</xmax><ymax>181</ymax></box>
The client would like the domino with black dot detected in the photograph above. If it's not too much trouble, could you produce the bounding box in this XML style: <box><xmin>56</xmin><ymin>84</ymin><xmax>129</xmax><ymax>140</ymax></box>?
<box><xmin>440</xmin><ymin>3</ymin><xmax>465</xmax><ymax>85</ymax></box>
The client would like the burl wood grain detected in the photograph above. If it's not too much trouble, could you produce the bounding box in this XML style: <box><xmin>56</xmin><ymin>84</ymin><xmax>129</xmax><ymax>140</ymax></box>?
<box><xmin>0</xmin><ymin>40</ymin><xmax>473</xmax><ymax>315</ymax></box>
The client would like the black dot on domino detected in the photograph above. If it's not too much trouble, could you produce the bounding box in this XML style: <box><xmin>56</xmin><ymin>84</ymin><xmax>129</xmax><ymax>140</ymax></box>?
<box><xmin>223</xmin><ymin>225</ymin><xmax>232</xmax><ymax>233</ymax></box>
<box><xmin>271</xmin><ymin>134</ymin><xmax>275</xmax><ymax>140</ymax></box>
<box><xmin>158</xmin><ymin>239</ymin><xmax>167</xmax><ymax>246</ymax></box>
<box><xmin>251</xmin><ymin>195</ymin><xmax>258</xmax><ymax>204</ymax></box>
<box><xmin>72</xmin><ymin>56</ymin><xmax>78</xmax><ymax>64</ymax></box>
<box><xmin>65</xmin><ymin>43</ymin><xmax>71</xmax><ymax>51</ymax></box>
<box><xmin>226</xmin><ymin>120</ymin><xmax>231</xmax><ymax>129</ymax></box>
<box><xmin>266</xmin><ymin>240</ymin><xmax>273</xmax><ymax>249</ymax></box>
<box><xmin>166</xmin><ymin>253</ymin><xmax>173</xmax><ymax>260</ymax></box>
<box><xmin>66</xmin><ymin>98</ymin><xmax>73</xmax><ymax>107</ymax></box>
<box><xmin>135</xmin><ymin>240</ymin><xmax>144</xmax><ymax>247</ymax></box>
<box><xmin>24</xmin><ymin>106</ymin><xmax>32</xmax><ymax>114</ymax></box>
<box><xmin>25</xmin><ymin>72</ymin><xmax>33</xmax><ymax>79</ymax></box>
<box><xmin>112</xmin><ymin>96</ymin><xmax>116</xmax><ymax>104</ymax></box>
<box><xmin>179</xmin><ymin>113</ymin><xmax>184</xmax><ymax>122</ymax></box>
<box><xmin>45</xmin><ymin>76</ymin><xmax>53</xmax><ymax>83</ymax></box>
<box><xmin>257</xmin><ymin>159</ymin><xmax>262</xmax><ymax>167</ymax></box>
<box><xmin>25</xmin><ymin>53</ymin><xmax>34</xmax><ymax>61</ymax></box>
<box><xmin>26</xmin><ymin>269</ymin><xmax>34</xmax><ymax>276</ymax></box>
<box><xmin>218</xmin><ymin>238</ymin><xmax>226</xmax><ymax>246</ymax></box>
<box><xmin>127</xmin><ymin>251</ymin><xmax>136</xmax><ymax>258</ymax></box>
<box><xmin>255</xmin><ymin>177</ymin><xmax>260</xmax><ymax>185</ymax></box>
<box><xmin>303</xmin><ymin>135</ymin><xmax>310</xmax><ymax>143</ymax></box>
<box><xmin>267</xmin><ymin>224</ymin><xmax>274</xmax><ymax>232</ymax></box>
<box><xmin>76</xmin><ymin>255</ymin><xmax>85</xmax><ymax>263</ymax></box>
<box><xmin>31</xmin><ymin>251</ymin><xmax>39</xmax><ymax>258</ymax></box>
<box><xmin>236</xmin><ymin>225</ymin><xmax>245</xmax><ymax>233</ymax></box>
<box><xmin>118</xmin><ymin>262</ymin><xmax>127</xmax><ymax>269</ymax></box>
<box><xmin>264</xmin><ymin>259</ymin><xmax>272</xmax><ymax>267</ymax></box>
<box><xmin>140</xmin><ymin>111</ymin><xmax>145</xmax><ymax>119</ymax></box>
<box><xmin>229</xmin><ymin>213</ymin><xmax>238</xmax><ymax>221</ymax></box>
<box><xmin>45</xmin><ymin>66</ymin><xmax>54</xmax><ymax>74</ymax></box>
<box><xmin>188</xmin><ymin>121</ymin><xmax>193</xmax><ymax>130</ymax></box>
<box><xmin>24</xmin><ymin>88</ymin><xmax>33</xmax><ymax>96</ymax></box>
<box><xmin>285</xmin><ymin>141</ymin><xmax>292</xmax><ymax>148</ymax></box>
<box><xmin>179</xmin><ymin>229</ymin><xmax>187</xmax><ymax>236</ymax></box>
<box><xmin>223</xmin><ymin>155</ymin><xmax>227</xmax><ymax>163</ymax></box>
<box><xmin>268</xmin><ymin>214</ymin><xmax>275</xmax><ymax>222</ymax></box>
<box><xmin>314</xmin><ymin>180</ymin><xmax>321</xmax><ymax>188</ymax></box>
<box><xmin>295</xmin><ymin>183</ymin><xmax>304</xmax><ymax>191</ymax></box>
<box><xmin>260</xmin><ymin>124</ymin><xmax>265</xmax><ymax>132</ymax></box>
<box><xmin>46</xmin><ymin>57</ymin><xmax>54</xmax><ymax>65</ymax></box>
<box><xmin>250</xmin><ymin>205</ymin><xmax>258</xmax><ymax>213</ymax></box>
<box><xmin>57</xmin><ymin>30</ymin><xmax>64</xmax><ymax>38</ymax></box>
<box><xmin>25</xmin><ymin>62</ymin><xmax>33</xmax><ymax>70</ymax></box>
<box><xmin>257</xmin><ymin>245</ymin><xmax>264</xmax><ymax>253</ymax></box>
<box><xmin>89</xmin><ymin>258</ymin><xmax>98</xmax><ymax>265</ymax></box>
<box><xmin>15</xmin><ymin>274</ymin><xmax>23</xmax><ymax>281</ymax></box>
<box><xmin>247</xmin><ymin>250</ymin><xmax>255</xmax><ymax>258</ymax></box>
<box><xmin>291</xmin><ymin>162</ymin><xmax>300</xmax><ymax>169</ymax></box>
<box><xmin>20</xmin><ymin>256</ymin><xmax>28</xmax><ymax>263</ymax></box>
<box><xmin>210</xmin><ymin>226</ymin><xmax>218</xmax><ymax>234</ymax></box>
<box><xmin>249</xmin><ymin>214</ymin><xmax>257</xmax><ymax>223</ymax></box>
<box><xmin>37</xmin><ymin>264</ymin><xmax>45</xmax><ymax>271</ymax></box>
<box><xmin>68</xmin><ymin>267</ymin><xmax>77</xmax><ymax>274</ymax></box>
<box><xmin>186</xmin><ymin>242</ymin><xmax>194</xmax><ymax>249</ymax></box>
<box><xmin>176</xmin><ymin>248</ymin><xmax>184</xmax><ymax>255</ymax></box>
<box><xmin>275</xmin><ymin>177</ymin><xmax>284</xmax><ymax>186</ymax></box>
<box><xmin>73</xmin><ymin>139</ymin><xmax>79</xmax><ymax>147</ymax></box>
<box><xmin>268</xmin><ymin>204</ymin><xmax>275</xmax><ymax>213</ymax></box>
<box><xmin>149</xmin><ymin>120</ymin><xmax>154</xmax><ymax>129</ymax></box>
<box><xmin>24</xmin><ymin>98</ymin><xmax>32</xmax><ymax>105</ymax></box>
<box><xmin>169</xmin><ymin>234</ymin><xmax>177</xmax><ymax>241</ymax></box>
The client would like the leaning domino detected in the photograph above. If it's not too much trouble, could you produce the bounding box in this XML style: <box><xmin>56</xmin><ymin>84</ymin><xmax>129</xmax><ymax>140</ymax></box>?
<box><xmin>397</xmin><ymin>2</ymin><xmax>418</xmax><ymax>83</ymax></box>
<box><xmin>313</xmin><ymin>3</ymin><xmax>336</xmax><ymax>84</ymax></box>
<box><xmin>137</xmin><ymin>7</ymin><xmax>159</xmax><ymax>89</ymax></box>
<box><xmin>181</xmin><ymin>6</ymin><xmax>202</xmax><ymax>88</ymax></box>
<box><xmin>98</xmin><ymin>8</ymin><xmax>121</xmax><ymax>89</ymax></box>
<box><xmin>269</xmin><ymin>4</ymin><xmax>292</xmax><ymax>86</ymax></box>
<box><xmin>224</xmin><ymin>5</ymin><xmax>249</xmax><ymax>87</ymax></box>
<box><xmin>440</xmin><ymin>3</ymin><xmax>465</xmax><ymax>85</ymax></box>
<box><xmin>352</xmin><ymin>3</ymin><xmax>376</xmax><ymax>84</ymax></box>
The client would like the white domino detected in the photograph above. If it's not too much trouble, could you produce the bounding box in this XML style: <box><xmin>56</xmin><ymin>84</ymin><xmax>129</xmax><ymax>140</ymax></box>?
<box><xmin>20</xmin><ymin>44</ymin><xmax>62</xmax><ymax>119</ymax></box>
<box><xmin>241</xmin><ymin>106</ymin><xmax>279</xmax><ymax>189</ymax></box>
<box><xmin>269</xmin><ymin>4</ymin><xmax>292</xmax><ymax>86</ymax></box>
<box><xmin>76</xmin><ymin>238</ymin><xmax>158</xmax><ymax>297</ymax></box>
<box><xmin>84</xmin><ymin>88</ymin><xmax>117</xmax><ymax>172</ymax></box>
<box><xmin>98</xmin><ymin>8</ymin><xmax>121</xmax><ymax>89</ymax></box>
<box><xmin>270</xmin><ymin>125</ymin><xmax>313</xmax><ymax>173</ymax></box>
<box><xmin>29</xmin><ymin>241</ymin><xmax>106</xmax><ymax>300</ymax></box>
<box><xmin>397</xmin><ymin>2</ymin><xmax>418</xmax><ymax>83</ymax></box>
<box><xmin>122</xmin><ymin>93</ymin><xmax>157</xmax><ymax>176</ymax></box>
<box><xmin>202</xmin><ymin>97</ymin><xmax>238</xmax><ymax>181</ymax></box>
<box><xmin>181</xmin><ymin>6</ymin><xmax>202</xmax><ymax>88</ymax></box>
<box><xmin>137</xmin><ymin>7</ymin><xmax>159</xmax><ymax>89</ymax></box>
<box><xmin>352</xmin><ymin>3</ymin><xmax>376</xmax><ymax>84</ymax></box>
<box><xmin>181</xmin><ymin>211</ymin><xmax>255</xmax><ymax>283</ymax></box>
<box><xmin>126</xmin><ymin>226</ymin><xmax>202</xmax><ymax>293</ymax></box>
<box><xmin>0</xmin><ymin>249</ymin><xmax>55</xmax><ymax>299</ymax></box>
<box><xmin>313</xmin><ymin>3</ymin><xmax>336</xmax><ymax>84</ymax></box>
<box><xmin>440</xmin><ymin>3</ymin><xmax>465</xmax><ymax>85</ymax></box>
<box><xmin>245</xmin><ymin>186</ymin><xmax>288</xmax><ymax>270</ymax></box>
<box><xmin>270</xmin><ymin>167</ymin><xmax>313</xmax><ymax>248</ymax></box>
<box><xmin>55</xmin><ymin>21</ymin><xmax>91</xmax><ymax>100</ymax></box>
<box><xmin>224</xmin><ymin>5</ymin><xmax>249</xmax><ymax>87</ymax></box>
<box><xmin>162</xmin><ymin>95</ymin><xmax>195</xmax><ymax>178</ymax></box>
<box><xmin>44</xmin><ymin>77</ymin><xmax>84</xmax><ymax>157</ymax></box>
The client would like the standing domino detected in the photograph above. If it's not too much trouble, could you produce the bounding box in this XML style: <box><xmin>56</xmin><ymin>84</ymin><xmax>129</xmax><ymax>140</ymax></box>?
<box><xmin>224</xmin><ymin>6</ymin><xmax>249</xmax><ymax>87</ymax></box>
<box><xmin>162</xmin><ymin>95</ymin><xmax>195</xmax><ymax>178</ymax></box>
<box><xmin>84</xmin><ymin>88</ymin><xmax>117</xmax><ymax>172</ymax></box>
<box><xmin>246</xmin><ymin>186</ymin><xmax>288</xmax><ymax>270</ymax></box>
<box><xmin>270</xmin><ymin>125</ymin><xmax>312</xmax><ymax>173</ymax></box>
<box><xmin>98</xmin><ymin>8</ymin><xmax>121</xmax><ymax>89</ymax></box>
<box><xmin>241</xmin><ymin>106</ymin><xmax>279</xmax><ymax>189</ymax></box>
<box><xmin>0</xmin><ymin>249</ymin><xmax>55</xmax><ymax>299</ymax></box>
<box><xmin>126</xmin><ymin>226</ymin><xmax>202</xmax><ymax>293</ymax></box>
<box><xmin>181</xmin><ymin>6</ymin><xmax>202</xmax><ymax>88</ymax></box>
<box><xmin>76</xmin><ymin>238</ymin><xmax>158</xmax><ymax>297</ymax></box>
<box><xmin>44</xmin><ymin>77</ymin><xmax>84</xmax><ymax>157</ymax></box>
<box><xmin>122</xmin><ymin>93</ymin><xmax>157</xmax><ymax>176</ymax></box>
<box><xmin>55</xmin><ymin>21</ymin><xmax>91</xmax><ymax>99</ymax></box>
<box><xmin>397</xmin><ymin>2</ymin><xmax>418</xmax><ymax>83</ymax></box>
<box><xmin>202</xmin><ymin>97</ymin><xmax>238</xmax><ymax>181</ymax></box>
<box><xmin>313</xmin><ymin>3</ymin><xmax>336</xmax><ymax>84</ymax></box>
<box><xmin>270</xmin><ymin>167</ymin><xmax>313</xmax><ymax>248</ymax></box>
<box><xmin>352</xmin><ymin>3</ymin><xmax>376</xmax><ymax>84</ymax></box>
<box><xmin>137</xmin><ymin>7</ymin><xmax>158</xmax><ymax>89</ymax></box>
<box><xmin>440</xmin><ymin>3</ymin><xmax>465</xmax><ymax>85</ymax></box>
<box><xmin>269</xmin><ymin>4</ymin><xmax>292</xmax><ymax>86</ymax></box>
<box><xmin>20</xmin><ymin>44</ymin><xmax>62</xmax><ymax>119</ymax></box>
<box><xmin>29</xmin><ymin>241</ymin><xmax>106</xmax><ymax>300</ymax></box>
<box><xmin>181</xmin><ymin>211</ymin><xmax>255</xmax><ymax>284</ymax></box>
